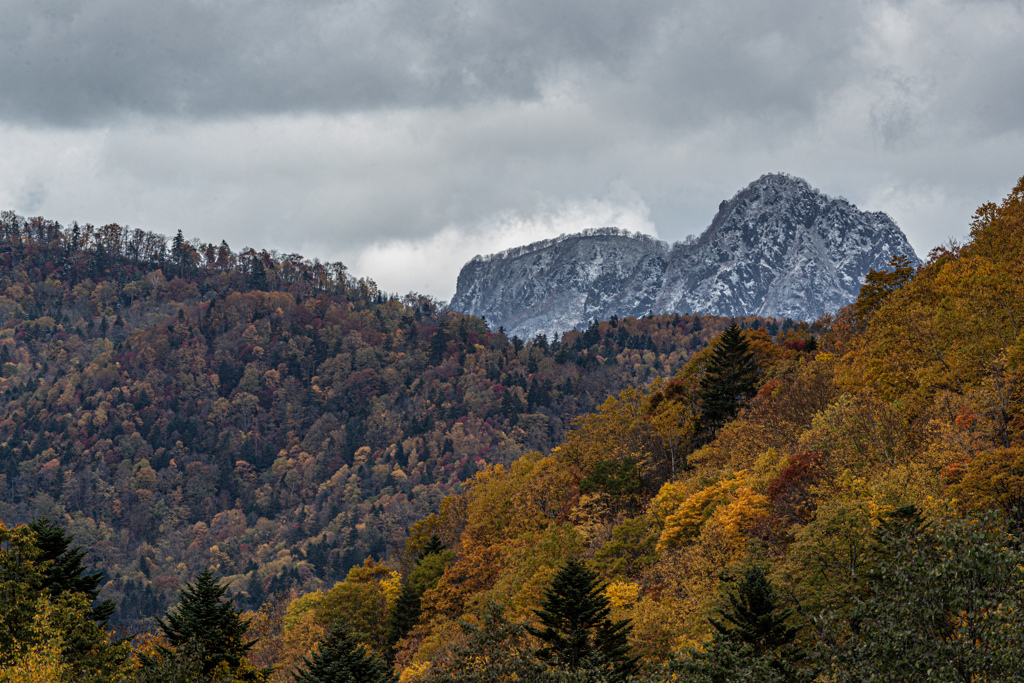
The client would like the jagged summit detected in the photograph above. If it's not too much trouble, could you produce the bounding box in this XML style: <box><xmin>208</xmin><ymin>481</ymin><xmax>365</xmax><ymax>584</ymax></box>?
<box><xmin>451</xmin><ymin>174</ymin><xmax>920</xmax><ymax>338</ymax></box>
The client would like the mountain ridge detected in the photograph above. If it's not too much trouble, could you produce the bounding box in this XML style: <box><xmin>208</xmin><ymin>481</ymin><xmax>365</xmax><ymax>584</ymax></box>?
<box><xmin>452</xmin><ymin>173</ymin><xmax>921</xmax><ymax>338</ymax></box>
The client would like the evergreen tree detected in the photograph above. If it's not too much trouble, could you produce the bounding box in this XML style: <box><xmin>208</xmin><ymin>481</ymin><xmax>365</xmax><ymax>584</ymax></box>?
<box><xmin>696</xmin><ymin>324</ymin><xmax>758</xmax><ymax>441</ymax></box>
<box><xmin>387</xmin><ymin>537</ymin><xmax>452</xmax><ymax>653</ymax></box>
<box><xmin>527</xmin><ymin>557</ymin><xmax>638</xmax><ymax>680</ymax></box>
<box><xmin>293</xmin><ymin>623</ymin><xmax>396</xmax><ymax>683</ymax></box>
<box><xmin>28</xmin><ymin>517</ymin><xmax>115</xmax><ymax>625</ymax></box>
<box><xmin>155</xmin><ymin>569</ymin><xmax>256</xmax><ymax>676</ymax></box>
<box><xmin>418</xmin><ymin>534</ymin><xmax>446</xmax><ymax>560</ymax></box>
<box><xmin>677</xmin><ymin>566</ymin><xmax>805</xmax><ymax>683</ymax></box>
<box><xmin>429</xmin><ymin>325</ymin><xmax>449</xmax><ymax>365</ymax></box>
<box><xmin>709</xmin><ymin>565</ymin><xmax>799</xmax><ymax>656</ymax></box>
<box><xmin>249</xmin><ymin>257</ymin><xmax>268</xmax><ymax>291</ymax></box>
<box><xmin>386</xmin><ymin>581</ymin><xmax>422</xmax><ymax>653</ymax></box>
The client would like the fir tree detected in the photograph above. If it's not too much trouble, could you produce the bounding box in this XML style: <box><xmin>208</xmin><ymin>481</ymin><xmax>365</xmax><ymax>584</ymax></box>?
<box><xmin>387</xmin><ymin>536</ymin><xmax>451</xmax><ymax>653</ymax></box>
<box><xmin>696</xmin><ymin>324</ymin><xmax>758</xmax><ymax>441</ymax></box>
<box><xmin>249</xmin><ymin>257</ymin><xmax>268</xmax><ymax>291</ymax></box>
<box><xmin>418</xmin><ymin>534</ymin><xmax>446</xmax><ymax>560</ymax></box>
<box><xmin>155</xmin><ymin>569</ymin><xmax>256</xmax><ymax>676</ymax></box>
<box><xmin>28</xmin><ymin>517</ymin><xmax>115</xmax><ymax>625</ymax></box>
<box><xmin>709</xmin><ymin>565</ymin><xmax>799</xmax><ymax>656</ymax></box>
<box><xmin>527</xmin><ymin>556</ymin><xmax>638</xmax><ymax>680</ymax></box>
<box><xmin>293</xmin><ymin>623</ymin><xmax>396</xmax><ymax>683</ymax></box>
<box><xmin>386</xmin><ymin>581</ymin><xmax>422</xmax><ymax>653</ymax></box>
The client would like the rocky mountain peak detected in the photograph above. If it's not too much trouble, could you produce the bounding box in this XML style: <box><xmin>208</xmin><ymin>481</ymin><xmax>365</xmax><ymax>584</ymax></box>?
<box><xmin>451</xmin><ymin>174</ymin><xmax>920</xmax><ymax>338</ymax></box>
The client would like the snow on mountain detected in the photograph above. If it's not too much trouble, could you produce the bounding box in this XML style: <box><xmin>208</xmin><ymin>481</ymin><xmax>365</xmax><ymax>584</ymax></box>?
<box><xmin>451</xmin><ymin>174</ymin><xmax>920</xmax><ymax>339</ymax></box>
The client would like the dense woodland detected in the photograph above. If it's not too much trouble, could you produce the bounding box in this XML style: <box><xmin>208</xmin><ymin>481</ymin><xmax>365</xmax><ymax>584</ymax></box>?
<box><xmin>2</xmin><ymin>174</ymin><xmax>1024</xmax><ymax>682</ymax></box>
<box><xmin>0</xmin><ymin>208</ymin><xmax>792</xmax><ymax>627</ymax></box>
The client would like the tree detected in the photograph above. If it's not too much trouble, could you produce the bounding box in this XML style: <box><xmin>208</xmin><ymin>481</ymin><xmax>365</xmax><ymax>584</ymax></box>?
<box><xmin>423</xmin><ymin>602</ymin><xmax>546</xmax><ymax>682</ymax></box>
<box><xmin>817</xmin><ymin>511</ymin><xmax>1024</xmax><ymax>682</ymax></box>
<box><xmin>669</xmin><ymin>565</ymin><xmax>807</xmax><ymax>683</ymax></box>
<box><xmin>696</xmin><ymin>324</ymin><xmax>758</xmax><ymax>442</ymax></box>
<box><xmin>709</xmin><ymin>565</ymin><xmax>799</xmax><ymax>656</ymax></box>
<box><xmin>527</xmin><ymin>557</ymin><xmax>638</xmax><ymax>680</ymax></box>
<box><xmin>387</xmin><ymin>538</ymin><xmax>453</xmax><ymax>653</ymax></box>
<box><xmin>292</xmin><ymin>623</ymin><xmax>396</xmax><ymax>683</ymax></box>
<box><xmin>155</xmin><ymin>569</ymin><xmax>257</xmax><ymax>677</ymax></box>
<box><xmin>850</xmin><ymin>254</ymin><xmax>917</xmax><ymax>329</ymax></box>
<box><xmin>28</xmin><ymin>518</ymin><xmax>115</xmax><ymax>626</ymax></box>
<box><xmin>249</xmin><ymin>257</ymin><xmax>268</xmax><ymax>291</ymax></box>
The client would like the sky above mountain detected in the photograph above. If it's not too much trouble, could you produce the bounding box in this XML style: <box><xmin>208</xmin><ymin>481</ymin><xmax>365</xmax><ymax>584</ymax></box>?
<box><xmin>1</xmin><ymin>0</ymin><xmax>1022</xmax><ymax>298</ymax></box>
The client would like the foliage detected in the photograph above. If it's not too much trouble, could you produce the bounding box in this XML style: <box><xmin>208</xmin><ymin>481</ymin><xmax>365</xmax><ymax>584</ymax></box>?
<box><xmin>696</xmin><ymin>324</ymin><xmax>759</xmax><ymax>442</ymax></box>
<box><xmin>0</xmin><ymin>209</ymin><xmax>748</xmax><ymax>626</ymax></box>
<box><xmin>417</xmin><ymin>602</ymin><xmax>546</xmax><ymax>682</ymax></box>
<box><xmin>154</xmin><ymin>569</ymin><xmax>258</xmax><ymax>677</ymax></box>
<box><xmin>815</xmin><ymin>511</ymin><xmax>1024</xmax><ymax>681</ymax></box>
<box><xmin>709</xmin><ymin>565</ymin><xmax>799</xmax><ymax>657</ymax></box>
<box><xmin>0</xmin><ymin>520</ymin><xmax>129</xmax><ymax>682</ymax></box>
<box><xmin>29</xmin><ymin>517</ymin><xmax>116</xmax><ymax>625</ymax></box>
<box><xmin>527</xmin><ymin>557</ymin><xmax>638</xmax><ymax>681</ymax></box>
<box><xmin>292</xmin><ymin>623</ymin><xmax>396</xmax><ymax>683</ymax></box>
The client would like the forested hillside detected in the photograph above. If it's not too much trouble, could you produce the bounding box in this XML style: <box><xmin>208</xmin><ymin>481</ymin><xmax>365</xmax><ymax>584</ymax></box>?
<box><xmin>4</xmin><ymin>173</ymin><xmax>1022</xmax><ymax>683</ymax></box>
<box><xmin>358</xmin><ymin>175</ymin><xmax>1024</xmax><ymax>680</ymax></box>
<box><xmin>0</xmin><ymin>210</ymin><xmax>792</xmax><ymax>628</ymax></box>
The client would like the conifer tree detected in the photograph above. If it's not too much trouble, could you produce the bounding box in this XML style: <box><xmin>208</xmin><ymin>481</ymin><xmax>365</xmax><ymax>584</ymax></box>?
<box><xmin>418</xmin><ymin>534</ymin><xmax>445</xmax><ymax>559</ymax></box>
<box><xmin>156</xmin><ymin>569</ymin><xmax>256</xmax><ymax>676</ymax></box>
<box><xmin>249</xmin><ymin>257</ymin><xmax>268</xmax><ymax>291</ymax></box>
<box><xmin>28</xmin><ymin>517</ymin><xmax>115</xmax><ymax>625</ymax></box>
<box><xmin>387</xmin><ymin>536</ymin><xmax>450</xmax><ymax>653</ymax></box>
<box><xmin>709</xmin><ymin>565</ymin><xmax>799</xmax><ymax>656</ymax></box>
<box><xmin>293</xmin><ymin>623</ymin><xmax>396</xmax><ymax>683</ymax></box>
<box><xmin>527</xmin><ymin>556</ymin><xmax>638</xmax><ymax>680</ymax></box>
<box><xmin>696</xmin><ymin>324</ymin><xmax>758</xmax><ymax>442</ymax></box>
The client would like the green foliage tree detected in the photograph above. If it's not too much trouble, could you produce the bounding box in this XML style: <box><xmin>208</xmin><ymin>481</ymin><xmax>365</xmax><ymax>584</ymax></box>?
<box><xmin>423</xmin><ymin>602</ymin><xmax>546</xmax><ymax>682</ymax></box>
<box><xmin>155</xmin><ymin>569</ymin><xmax>257</xmax><ymax>677</ymax></box>
<box><xmin>708</xmin><ymin>565</ymin><xmax>799</xmax><ymax>656</ymax></box>
<box><xmin>696</xmin><ymin>324</ymin><xmax>758</xmax><ymax>442</ymax></box>
<box><xmin>293</xmin><ymin>623</ymin><xmax>396</xmax><ymax>683</ymax></box>
<box><xmin>387</xmin><ymin>538</ymin><xmax>453</xmax><ymax>653</ymax></box>
<box><xmin>817</xmin><ymin>512</ymin><xmax>1024</xmax><ymax>682</ymax></box>
<box><xmin>675</xmin><ymin>565</ymin><xmax>807</xmax><ymax>683</ymax></box>
<box><xmin>527</xmin><ymin>557</ymin><xmax>638</xmax><ymax>681</ymax></box>
<box><xmin>28</xmin><ymin>517</ymin><xmax>115</xmax><ymax>625</ymax></box>
<box><xmin>386</xmin><ymin>581</ymin><xmax>422</xmax><ymax>654</ymax></box>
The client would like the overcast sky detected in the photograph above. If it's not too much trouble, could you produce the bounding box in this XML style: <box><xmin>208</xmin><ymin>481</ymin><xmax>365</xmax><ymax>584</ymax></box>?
<box><xmin>2</xmin><ymin>0</ymin><xmax>1022</xmax><ymax>298</ymax></box>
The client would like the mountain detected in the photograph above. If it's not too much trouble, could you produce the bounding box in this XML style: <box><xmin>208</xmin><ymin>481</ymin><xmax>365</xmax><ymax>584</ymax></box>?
<box><xmin>451</xmin><ymin>173</ymin><xmax>920</xmax><ymax>338</ymax></box>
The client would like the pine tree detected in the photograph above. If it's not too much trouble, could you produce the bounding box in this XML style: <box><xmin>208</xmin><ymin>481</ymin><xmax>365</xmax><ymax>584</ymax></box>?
<box><xmin>696</xmin><ymin>324</ymin><xmax>758</xmax><ymax>442</ymax></box>
<box><xmin>293</xmin><ymin>623</ymin><xmax>396</xmax><ymax>683</ymax></box>
<box><xmin>385</xmin><ymin>581</ymin><xmax>422</xmax><ymax>652</ymax></box>
<box><xmin>28</xmin><ymin>517</ymin><xmax>115</xmax><ymax>625</ymax></box>
<box><xmin>387</xmin><ymin>536</ymin><xmax>450</xmax><ymax>653</ymax></box>
<box><xmin>418</xmin><ymin>534</ymin><xmax>446</xmax><ymax>560</ymax></box>
<box><xmin>155</xmin><ymin>569</ymin><xmax>256</xmax><ymax>676</ymax></box>
<box><xmin>527</xmin><ymin>556</ymin><xmax>638</xmax><ymax>680</ymax></box>
<box><xmin>249</xmin><ymin>257</ymin><xmax>268</xmax><ymax>291</ymax></box>
<box><xmin>709</xmin><ymin>565</ymin><xmax>798</xmax><ymax>656</ymax></box>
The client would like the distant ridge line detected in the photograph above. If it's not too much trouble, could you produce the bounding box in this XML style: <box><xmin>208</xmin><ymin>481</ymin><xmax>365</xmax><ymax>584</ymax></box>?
<box><xmin>469</xmin><ymin>227</ymin><xmax>668</xmax><ymax>264</ymax></box>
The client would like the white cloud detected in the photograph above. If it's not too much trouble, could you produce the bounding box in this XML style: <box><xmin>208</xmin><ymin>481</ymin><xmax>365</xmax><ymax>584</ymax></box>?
<box><xmin>353</xmin><ymin>191</ymin><xmax>657</xmax><ymax>298</ymax></box>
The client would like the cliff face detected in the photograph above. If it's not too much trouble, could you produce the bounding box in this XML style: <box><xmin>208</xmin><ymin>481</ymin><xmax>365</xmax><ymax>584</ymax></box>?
<box><xmin>451</xmin><ymin>174</ymin><xmax>920</xmax><ymax>339</ymax></box>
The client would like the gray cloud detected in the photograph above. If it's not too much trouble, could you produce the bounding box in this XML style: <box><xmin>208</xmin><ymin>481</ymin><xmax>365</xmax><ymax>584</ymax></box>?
<box><xmin>0</xmin><ymin>0</ymin><xmax>669</xmax><ymax>125</ymax></box>
<box><xmin>0</xmin><ymin>0</ymin><xmax>1022</xmax><ymax>298</ymax></box>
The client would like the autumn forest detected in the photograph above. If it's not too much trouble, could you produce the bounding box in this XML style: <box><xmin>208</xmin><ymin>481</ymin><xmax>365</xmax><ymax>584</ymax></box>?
<box><xmin>2</xmin><ymin>175</ymin><xmax>1024</xmax><ymax>682</ymax></box>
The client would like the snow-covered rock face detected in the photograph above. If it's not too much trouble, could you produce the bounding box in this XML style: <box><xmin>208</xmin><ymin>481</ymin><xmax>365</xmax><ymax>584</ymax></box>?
<box><xmin>451</xmin><ymin>174</ymin><xmax>921</xmax><ymax>339</ymax></box>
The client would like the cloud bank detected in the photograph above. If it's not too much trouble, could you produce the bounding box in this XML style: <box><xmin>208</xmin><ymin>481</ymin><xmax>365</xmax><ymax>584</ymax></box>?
<box><xmin>1</xmin><ymin>0</ymin><xmax>1022</xmax><ymax>297</ymax></box>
